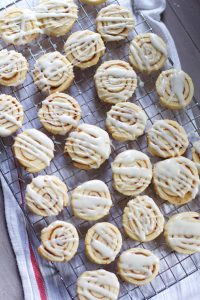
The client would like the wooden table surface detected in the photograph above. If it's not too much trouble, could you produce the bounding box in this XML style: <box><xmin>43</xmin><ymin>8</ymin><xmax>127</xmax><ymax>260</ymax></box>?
<box><xmin>0</xmin><ymin>0</ymin><xmax>200</xmax><ymax>299</ymax></box>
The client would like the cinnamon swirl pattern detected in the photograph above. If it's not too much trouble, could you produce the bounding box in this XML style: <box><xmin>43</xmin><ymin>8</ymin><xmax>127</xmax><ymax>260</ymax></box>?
<box><xmin>64</xmin><ymin>124</ymin><xmax>111</xmax><ymax>170</ymax></box>
<box><xmin>153</xmin><ymin>156</ymin><xmax>199</xmax><ymax>205</ymax></box>
<box><xmin>192</xmin><ymin>141</ymin><xmax>200</xmax><ymax>174</ymax></box>
<box><xmin>117</xmin><ymin>248</ymin><xmax>159</xmax><ymax>285</ymax></box>
<box><xmin>94</xmin><ymin>60</ymin><xmax>137</xmax><ymax>104</ymax></box>
<box><xmin>33</xmin><ymin>51</ymin><xmax>74</xmax><ymax>94</ymax></box>
<box><xmin>72</xmin><ymin>180</ymin><xmax>112</xmax><ymax>221</ymax></box>
<box><xmin>85</xmin><ymin>222</ymin><xmax>122</xmax><ymax>264</ymax></box>
<box><xmin>64</xmin><ymin>30</ymin><xmax>105</xmax><ymax>69</ymax></box>
<box><xmin>13</xmin><ymin>129</ymin><xmax>54</xmax><ymax>173</ymax></box>
<box><xmin>80</xmin><ymin>0</ymin><xmax>106</xmax><ymax>4</ymax></box>
<box><xmin>156</xmin><ymin>69</ymin><xmax>194</xmax><ymax>109</ymax></box>
<box><xmin>77</xmin><ymin>269</ymin><xmax>120</xmax><ymax>300</ymax></box>
<box><xmin>112</xmin><ymin>150</ymin><xmax>152</xmax><ymax>196</ymax></box>
<box><xmin>96</xmin><ymin>4</ymin><xmax>135</xmax><ymax>42</ymax></box>
<box><xmin>0</xmin><ymin>49</ymin><xmax>28</xmax><ymax>86</ymax></box>
<box><xmin>106</xmin><ymin>102</ymin><xmax>147</xmax><ymax>142</ymax></box>
<box><xmin>38</xmin><ymin>92</ymin><xmax>81</xmax><ymax>135</ymax></box>
<box><xmin>123</xmin><ymin>196</ymin><xmax>164</xmax><ymax>242</ymax></box>
<box><xmin>165</xmin><ymin>212</ymin><xmax>200</xmax><ymax>254</ymax></box>
<box><xmin>129</xmin><ymin>33</ymin><xmax>167</xmax><ymax>73</ymax></box>
<box><xmin>0</xmin><ymin>94</ymin><xmax>24</xmax><ymax>137</ymax></box>
<box><xmin>147</xmin><ymin>119</ymin><xmax>189</xmax><ymax>158</ymax></box>
<box><xmin>26</xmin><ymin>175</ymin><xmax>68</xmax><ymax>217</ymax></box>
<box><xmin>38</xmin><ymin>221</ymin><xmax>79</xmax><ymax>262</ymax></box>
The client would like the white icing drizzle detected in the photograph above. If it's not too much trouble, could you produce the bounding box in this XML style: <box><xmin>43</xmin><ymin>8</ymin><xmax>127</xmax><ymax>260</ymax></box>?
<box><xmin>149</xmin><ymin>33</ymin><xmax>168</xmax><ymax>56</ymax></box>
<box><xmin>194</xmin><ymin>141</ymin><xmax>200</xmax><ymax>155</ymax></box>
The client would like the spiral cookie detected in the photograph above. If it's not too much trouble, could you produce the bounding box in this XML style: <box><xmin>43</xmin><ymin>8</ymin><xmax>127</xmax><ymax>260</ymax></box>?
<box><xmin>156</xmin><ymin>69</ymin><xmax>194</xmax><ymax>109</ymax></box>
<box><xmin>13</xmin><ymin>129</ymin><xmax>54</xmax><ymax>173</ymax></box>
<box><xmin>117</xmin><ymin>248</ymin><xmax>159</xmax><ymax>285</ymax></box>
<box><xmin>94</xmin><ymin>60</ymin><xmax>137</xmax><ymax>104</ymax></box>
<box><xmin>192</xmin><ymin>141</ymin><xmax>200</xmax><ymax>174</ymax></box>
<box><xmin>0</xmin><ymin>7</ymin><xmax>40</xmax><ymax>45</ymax></box>
<box><xmin>153</xmin><ymin>156</ymin><xmax>199</xmax><ymax>205</ymax></box>
<box><xmin>26</xmin><ymin>175</ymin><xmax>68</xmax><ymax>216</ymax></box>
<box><xmin>33</xmin><ymin>51</ymin><xmax>74</xmax><ymax>94</ymax></box>
<box><xmin>0</xmin><ymin>94</ymin><xmax>24</xmax><ymax>137</ymax></box>
<box><xmin>64</xmin><ymin>124</ymin><xmax>111</xmax><ymax>170</ymax></box>
<box><xmin>38</xmin><ymin>221</ymin><xmax>79</xmax><ymax>262</ymax></box>
<box><xmin>35</xmin><ymin>0</ymin><xmax>78</xmax><ymax>36</ymax></box>
<box><xmin>85</xmin><ymin>222</ymin><xmax>122</xmax><ymax>264</ymax></box>
<box><xmin>96</xmin><ymin>4</ymin><xmax>135</xmax><ymax>42</ymax></box>
<box><xmin>64</xmin><ymin>30</ymin><xmax>105</xmax><ymax>69</ymax></box>
<box><xmin>112</xmin><ymin>150</ymin><xmax>152</xmax><ymax>196</ymax></box>
<box><xmin>147</xmin><ymin>119</ymin><xmax>189</xmax><ymax>158</ymax></box>
<box><xmin>38</xmin><ymin>92</ymin><xmax>81</xmax><ymax>135</ymax></box>
<box><xmin>129</xmin><ymin>33</ymin><xmax>167</xmax><ymax>74</ymax></box>
<box><xmin>77</xmin><ymin>269</ymin><xmax>120</xmax><ymax>300</ymax></box>
<box><xmin>165</xmin><ymin>212</ymin><xmax>200</xmax><ymax>254</ymax></box>
<box><xmin>0</xmin><ymin>49</ymin><xmax>28</xmax><ymax>86</ymax></box>
<box><xmin>106</xmin><ymin>102</ymin><xmax>147</xmax><ymax>142</ymax></box>
<box><xmin>123</xmin><ymin>196</ymin><xmax>164</xmax><ymax>242</ymax></box>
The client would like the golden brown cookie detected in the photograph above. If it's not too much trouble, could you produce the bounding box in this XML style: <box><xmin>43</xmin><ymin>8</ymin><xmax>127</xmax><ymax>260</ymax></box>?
<box><xmin>192</xmin><ymin>141</ymin><xmax>200</xmax><ymax>174</ymax></box>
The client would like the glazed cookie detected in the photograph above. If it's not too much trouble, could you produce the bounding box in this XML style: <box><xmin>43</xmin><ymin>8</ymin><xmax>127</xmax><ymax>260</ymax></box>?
<box><xmin>38</xmin><ymin>220</ymin><xmax>79</xmax><ymax>262</ymax></box>
<box><xmin>94</xmin><ymin>60</ymin><xmax>137</xmax><ymax>104</ymax></box>
<box><xmin>165</xmin><ymin>212</ymin><xmax>200</xmax><ymax>254</ymax></box>
<box><xmin>38</xmin><ymin>92</ymin><xmax>81</xmax><ymax>135</ymax></box>
<box><xmin>13</xmin><ymin>129</ymin><xmax>54</xmax><ymax>173</ymax></box>
<box><xmin>0</xmin><ymin>94</ymin><xmax>24</xmax><ymax>137</ymax></box>
<box><xmin>96</xmin><ymin>4</ymin><xmax>135</xmax><ymax>42</ymax></box>
<box><xmin>153</xmin><ymin>156</ymin><xmax>199</xmax><ymax>205</ymax></box>
<box><xmin>129</xmin><ymin>33</ymin><xmax>167</xmax><ymax>74</ymax></box>
<box><xmin>64</xmin><ymin>124</ymin><xmax>111</xmax><ymax>170</ymax></box>
<box><xmin>0</xmin><ymin>49</ymin><xmax>28</xmax><ymax>86</ymax></box>
<box><xmin>112</xmin><ymin>150</ymin><xmax>152</xmax><ymax>196</ymax></box>
<box><xmin>26</xmin><ymin>175</ymin><xmax>68</xmax><ymax>216</ymax></box>
<box><xmin>35</xmin><ymin>0</ymin><xmax>78</xmax><ymax>36</ymax></box>
<box><xmin>0</xmin><ymin>7</ymin><xmax>40</xmax><ymax>45</ymax></box>
<box><xmin>64</xmin><ymin>30</ymin><xmax>105</xmax><ymax>69</ymax></box>
<box><xmin>71</xmin><ymin>180</ymin><xmax>112</xmax><ymax>221</ymax></box>
<box><xmin>33</xmin><ymin>51</ymin><xmax>74</xmax><ymax>94</ymax></box>
<box><xmin>85</xmin><ymin>222</ymin><xmax>122</xmax><ymax>264</ymax></box>
<box><xmin>192</xmin><ymin>141</ymin><xmax>200</xmax><ymax>174</ymax></box>
<box><xmin>123</xmin><ymin>195</ymin><xmax>164</xmax><ymax>242</ymax></box>
<box><xmin>156</xmin><ymin>69</ymin><xmax>194</xmax><ymax>109</ymax></box>
<box><xmin>106</xmin><ymin>102</ymin><xmax>147</xmax><ymax>142</ymax></box>
<box><xmin>117</xmin><ymin>248</ymin><xmax>159</xmax><ymax>285</ymax></box>
<box><xmin>77</xmin><ymin>269</ymin><xmax>120</xmax><ymax>300</ymax></box>
<box><xmin>147</xmin><ymin>119</ymin><xmax>189</xmax><ymax>158</ymax></box>
<box><xmin>80</xmin><ymin>0</ymin><xmax>106</xmax><ymax>4</ymax></box>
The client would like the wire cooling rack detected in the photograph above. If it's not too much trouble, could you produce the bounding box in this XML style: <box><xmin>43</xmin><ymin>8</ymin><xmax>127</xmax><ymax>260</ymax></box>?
<box><xmin>0</xmin><ymin>0</ymin><xmax>200</xmax><ymax>299</ymax></box>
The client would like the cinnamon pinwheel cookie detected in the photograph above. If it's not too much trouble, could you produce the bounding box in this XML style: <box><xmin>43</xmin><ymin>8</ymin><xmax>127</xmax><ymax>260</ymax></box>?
<box><xmin>117</xmin><ymin>248</ymin><xmax>159</xmax><ymax>285</ymax></box>
<box><xmin>64</xmin><ymin>123</ymin><xmax>111</xmax><ymax>170</ymax></box>
<box><xmin>112</xmin><ymin>150</ymin><xmax>152</xmax><ymax>196</ymax></box>
<box><xmin>165</xmin><ymin>212</ymin><xmax>200</xmax><ymax>254</ymax></box>
<box><xmin>106</xmin><ymin>102</ymin><xmax>147</xmax><ymax>142</ymax></box>
<box><xmin>72</xmin><ymin>180</ymin><xmax>112</xmax><ymax>221</ymax></box>
<box><xmin>192</xmin><ymin>141</ymin><xmax>200</xmax><ymax>174</ymax></box>
<box><xmin>13</xmin><ymin>129</ymin><xmax>54</xmax><ymax>173</ymax></box>
<box><xmin>156</xmin><ymin>69</ymin><xmax>194</xmax><ymax>109</ymax></box>
<box><xmin>85</xmin><ymin>222</ymin><xmax>122</xmax><ymax>264</ymax></box>
<box><xmin>26</xmin><ymin>175</ymin><xmax>68</xmax><ymax>216</ymax></box>
<box><xmin>64</xmin><ymin>30</ymin><xmax>105</xmax><ymax>69</ymax></box>
<box><xmin>96</xmin><ymin>4</ymin><xmax>135</xmax><ymax>42</ymax></box>
<box><xmin>129</xmin><ymin>33</ymin><xmax>167</xmax><ymax>74</ymax></box>
<box><xmin>94</xmin><ymin>60</ymin><xmax>137</xmax><ymax>104</ymax></box>
<box><xmin>38</xmin><ymin>92</ymin><xmax>81</xmax><ymax>135</ymax></box>
<box><xmin>153</xmin><ymin>156</ymin><xmax>199</xmax><ymax>205</ymax></box>
<box><xmin>35</xmin><ymin>0</ymin><xmax>78</xmax><ymax>36</ymax></box>
<box><xmin>77</xmin><ymin>269</ymin><xmax>120</xmax><ymax>300</ymax></box>
<box><xmin>38</xmin><ymin>220</ymin><xmax>79</xmax><ymax>262</ymax></box>
<box><xmin>33</xmin><ymin>51</ymin><xmax>74</xmax><ymax>94</ymax></box>
<box><xmin>0</xmin><ymin>7</ymin><xmax>40</xmax><ymax>45</ymax></box>
<box><xmin>123</xmin><ymin>195</ymin><xmax>164</xmax><ymax>242</ymax></box>
<box><xmin>147</xmin><ymin>119</ymin><xmax>189</xmax><ymax>158</ymax></box>
<box><xmin>0</xmin><ymin>49</ymin><xmax>28</xmax><ymax>86</ymax></box>
<box><xmin>0</xmin><ymin>94</ymin><xmax>24</xmax><ymax>137</ymax></box>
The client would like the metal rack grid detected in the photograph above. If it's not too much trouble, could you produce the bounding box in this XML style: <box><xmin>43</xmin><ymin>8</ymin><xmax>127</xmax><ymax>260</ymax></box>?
<box><xmin>0</xmin><ymin>0</ymin><xmax>200</xmax><ymax>299</ymax></box>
